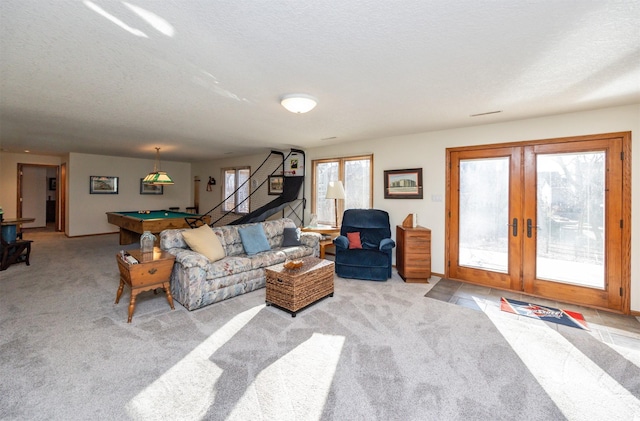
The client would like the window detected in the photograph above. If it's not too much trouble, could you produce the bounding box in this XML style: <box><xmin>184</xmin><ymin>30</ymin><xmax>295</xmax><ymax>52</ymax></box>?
<box><xmin>312</xmin><ymin>155</ymin><xmax>373</xmax><ymax>226</ymax></box>
<box><xmin>222</xmin><ymin>167</ymin><xmax>250</xmax><ymax>214</ymax></box>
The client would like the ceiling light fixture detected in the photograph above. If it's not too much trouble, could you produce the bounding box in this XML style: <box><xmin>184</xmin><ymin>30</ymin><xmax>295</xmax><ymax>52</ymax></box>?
<box><xmin>143</xmin><ymin>147</ymin><xmax>174</xmax><ymax>185</ymax></box>
<box><xmin>280</xmin><ymin>94</ymin><xmax>318</xmax><ymax>113</ymax></box>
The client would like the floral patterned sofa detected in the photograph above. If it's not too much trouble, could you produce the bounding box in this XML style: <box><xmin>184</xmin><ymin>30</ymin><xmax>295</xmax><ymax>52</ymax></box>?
<box><xmin>159</xmin><ymin>218</ymin><xmax>320</xmax><ymax>311</ymax></box>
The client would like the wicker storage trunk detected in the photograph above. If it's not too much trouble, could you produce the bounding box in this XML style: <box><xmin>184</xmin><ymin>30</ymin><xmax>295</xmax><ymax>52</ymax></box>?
<box><xmin>265</xmin><ymin>257</ymin><xmax>334</xmax><ymax>317</ymax></box>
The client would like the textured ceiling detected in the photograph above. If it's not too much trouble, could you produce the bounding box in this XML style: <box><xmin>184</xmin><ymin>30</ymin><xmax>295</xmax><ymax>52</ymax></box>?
<box><xmin>1</xmin><ymin>0</ymin><xmax>639</xmax><ymax>162</ymax></box>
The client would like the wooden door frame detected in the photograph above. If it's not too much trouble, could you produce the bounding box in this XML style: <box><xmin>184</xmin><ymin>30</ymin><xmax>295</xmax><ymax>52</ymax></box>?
<box><xmin>447</xmin><ymin>147</ymin><xmax>523</xmax><ymax>291</ymax></box>
<box><xmin>445</xmin><ymin>132</ymin><xmax>631</xmax><ymax>314</ymax></box>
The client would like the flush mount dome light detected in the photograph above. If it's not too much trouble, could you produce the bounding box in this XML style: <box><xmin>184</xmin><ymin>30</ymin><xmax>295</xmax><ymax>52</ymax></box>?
<box><xmin>280</xmin><ymin>94</ymin><xmax>318</xmax><ymax>113</ymax></box>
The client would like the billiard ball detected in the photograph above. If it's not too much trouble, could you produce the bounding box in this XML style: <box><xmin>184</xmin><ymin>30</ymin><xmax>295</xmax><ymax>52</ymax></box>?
<box><xmin>164</xmin><ymin>212</ymin><xmax>168</xmax><ymax>216</ymax></box>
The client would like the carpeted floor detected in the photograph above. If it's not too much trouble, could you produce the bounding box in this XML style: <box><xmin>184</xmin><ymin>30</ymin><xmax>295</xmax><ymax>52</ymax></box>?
<box><xmin>2</xmin><ymin>231</ymin><xmax>640</xmax><ymax>420</ymax></box>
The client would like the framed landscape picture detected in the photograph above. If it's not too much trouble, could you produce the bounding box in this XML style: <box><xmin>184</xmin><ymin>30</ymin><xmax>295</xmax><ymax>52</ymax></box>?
<box><xmin>90</xmin><ymin>176</ymin><xmax>118</xmax><ymax>194</ymax></box>
<box><xmin>268</xmin><ymin>175</ymin><xmax>284</xmax><ymax>195</ymax></box>
<box><xmin>140</xmin><ymin>179</ymin><xmax>163</xmax><ymax>195</ymax></box>
<box><xmin>384</xmin><ymin>168</ymin><xmax>423</xmax><ymax>199</ymax></box>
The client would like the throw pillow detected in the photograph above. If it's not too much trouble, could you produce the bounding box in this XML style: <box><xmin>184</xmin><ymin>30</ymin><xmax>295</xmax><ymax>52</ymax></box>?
<box><xmin>282</xmin><ymin>227</ymin><xmax>301</xmax><ymax>246</ymax></box>
<box><xmin>347</xmin><ymin>231</ymin><xmax>363</xmax><ymax>249</ymax></box>
<box><xmin>182</xmin><ymin>224</ymin><xmax>226</xmax><ymax>262</ymax></box>
<box><xmin>238</xmin><ymin>224</ymin><xmax>271</xmax><ymax>255</ymax></box>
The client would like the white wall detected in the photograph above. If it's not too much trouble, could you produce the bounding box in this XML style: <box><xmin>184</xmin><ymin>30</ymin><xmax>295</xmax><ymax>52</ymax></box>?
<box><xmin>67</xmin><ymin>153</ymin><xmax>193</xmax><ymax>236</ymax></box>
<box><xmin>306</xmin><ymin>103</ymin><xmax>640</xmax><ymax>311</ymax></box>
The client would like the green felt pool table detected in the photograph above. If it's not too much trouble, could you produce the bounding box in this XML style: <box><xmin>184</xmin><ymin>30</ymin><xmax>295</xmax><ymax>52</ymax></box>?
<box><xmin>106</xmin><ymin>210</ymin><xmax>211</xmax><ymax>245</ymax></box>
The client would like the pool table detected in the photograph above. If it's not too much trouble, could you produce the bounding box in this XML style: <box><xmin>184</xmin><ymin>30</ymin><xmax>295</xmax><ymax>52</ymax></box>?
<box><xmin>106</xmin><ymin>210</ymin><xmax>211</xmax><ymax>245</ymax></box>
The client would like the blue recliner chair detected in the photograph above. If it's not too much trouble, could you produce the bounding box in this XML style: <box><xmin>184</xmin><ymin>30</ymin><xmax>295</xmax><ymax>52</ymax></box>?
<box><xmin>333</xmin><ymin>209</ymin><xmax>395</xmax><ymax>281</ymax></box>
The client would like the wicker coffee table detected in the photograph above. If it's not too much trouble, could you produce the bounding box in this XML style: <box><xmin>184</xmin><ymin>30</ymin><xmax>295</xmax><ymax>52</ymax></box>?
<box><xmin>265</xmin><ymin>256</ymin><xmax>334</xmax><ymax>317</ymax></box>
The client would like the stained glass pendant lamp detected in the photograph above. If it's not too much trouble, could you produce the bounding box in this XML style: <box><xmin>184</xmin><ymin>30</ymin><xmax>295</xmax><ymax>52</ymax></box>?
<box><xmin>143</xmin><ymin>147</ymin><xmax>174</xmax><ymax>185</ymax></box>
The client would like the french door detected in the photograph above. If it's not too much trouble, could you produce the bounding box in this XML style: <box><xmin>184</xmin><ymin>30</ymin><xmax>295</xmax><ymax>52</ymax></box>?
<box><xmin>446</xmin><ymin>132</ymin><xmax>630</xmax><ymax>312</ymax></box>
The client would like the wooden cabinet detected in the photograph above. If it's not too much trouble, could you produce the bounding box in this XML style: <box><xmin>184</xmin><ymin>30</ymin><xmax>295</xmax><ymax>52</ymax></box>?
<box><xmin>115</xmin><ymin>247</ymin><xmax>175</xmax><ymax>322</ymax></box>
<box><xmin>396</xmin><ymin>225</ymin><xmax>431</xmax><ymax>283</ymax></box>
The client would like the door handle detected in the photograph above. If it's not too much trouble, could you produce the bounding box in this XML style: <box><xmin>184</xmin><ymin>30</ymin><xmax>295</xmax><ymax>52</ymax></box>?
<box><xmin>507</xmin><ymin>218</ymin><xmax>518</xmax><ymax>237</ymax></box>
<box><xmin>526</xmin><ymin>219</ymin><xmax>540</xmax><ymax>238</ymax></box>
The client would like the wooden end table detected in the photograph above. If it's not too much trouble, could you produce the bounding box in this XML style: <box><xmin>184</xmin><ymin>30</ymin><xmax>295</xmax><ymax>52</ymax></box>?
<box><xmin>396</xmin><ymin>225</ymin><xmax>431</xmax><ymax>283</ymax></box>
<box><xmin>115</xmin><ymin>247</ymin><xmax>175</xmax><ymax>323</ymax></box>
<box><xmin>265</xmin><ymin>256</ymin><xmax>334</xmax><ymax>317</ymax></box>
<box><xmin>301</xmin><ymin>225</ymin><xmax>340</xmax><ymax>259</ymax></box>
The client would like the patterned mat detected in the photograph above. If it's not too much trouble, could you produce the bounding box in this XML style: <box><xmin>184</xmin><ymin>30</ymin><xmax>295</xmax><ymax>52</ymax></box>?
<box><xmin>500</xmin><ymin>297</ymin><xmax>589</xmax><ymax>330</ymax></box>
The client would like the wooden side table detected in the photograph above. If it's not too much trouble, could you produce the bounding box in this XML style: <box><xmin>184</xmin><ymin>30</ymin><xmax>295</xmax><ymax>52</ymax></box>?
<box><xmin>396</xmin><ymin>225</ymin><xmax>431</xmax><ymax>283</ymax></box>
<box><xmin>115</xmin><ymin>247</ymin><xmax>175</xmax><ymax>322</ymax></box>
<box><xmin>301</xmin><ymin>225</ymin><xmax>340</xmax><ymax>259</ymax></box>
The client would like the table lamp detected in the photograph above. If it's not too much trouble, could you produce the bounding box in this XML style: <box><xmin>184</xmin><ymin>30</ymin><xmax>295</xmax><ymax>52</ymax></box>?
<box><xmin>325</xmin><ymin>181</ymin><xmax>345</xmax><ymax>227</ymax></box>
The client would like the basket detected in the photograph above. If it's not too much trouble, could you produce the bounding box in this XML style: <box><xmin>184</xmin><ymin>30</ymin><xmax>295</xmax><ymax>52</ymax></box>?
<box><xmin>265</xmin><ymin>257</ymin><xmax>334</xmax><ymax>314</ymax></box>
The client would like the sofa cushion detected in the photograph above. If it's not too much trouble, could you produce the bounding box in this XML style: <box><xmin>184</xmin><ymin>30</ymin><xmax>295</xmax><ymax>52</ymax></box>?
<box><xmin>247</xmin><ymin>250</ymin><xmax>287</xmax><ymax>269</ymax></box>
<box><xmin>347</xmin><ymin>231</ymin><xmax>363</xmax><ymax>249</ymax></box>
<box><xmin>239</xmin><ymin>224</ymin><xmax>271</xmax><ymax>255</ymax></box>
<box><xmin>182</xmin><ymin>224</ymin><xmax>226</xmax><ymax>262</ymax></box>
<box><xmin>205</xmin><ymin>256</ymin><xmax>252</xmax><ymax>279</ymax></box>
<box><xmin>282</xmin><ymin>227</ymin><xmax>302</xmax><ymax>246</ymax></box>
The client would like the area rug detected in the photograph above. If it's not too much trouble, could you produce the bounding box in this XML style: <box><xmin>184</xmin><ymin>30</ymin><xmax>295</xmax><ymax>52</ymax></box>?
<box><xmin>500</xmin><ymin>297</ymin><xmax>589</xmax><ymax>330</ymax></box>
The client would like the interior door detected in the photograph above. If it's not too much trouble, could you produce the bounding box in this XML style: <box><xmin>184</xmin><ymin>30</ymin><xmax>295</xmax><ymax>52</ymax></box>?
<box><xmin>446</xmin><ymin>133</ymin><xmax>629</xmax><ymax>312</ymax></box>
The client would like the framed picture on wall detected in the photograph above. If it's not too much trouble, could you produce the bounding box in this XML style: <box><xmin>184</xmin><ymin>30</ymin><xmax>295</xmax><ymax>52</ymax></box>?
<box><xmin>384</xmin><ymin>168</ymin><xmax>423</xmax><ymax>199</ymax></box>
<box><xmin>268</xmin><ymin>175</ymin><xmax>284</xmax><ymax>195</ymax></box>
<box><xmin>48</xmin><ymin>177</ymin><xmax>57</xmax><ymax>190</ymax></box>
<box><xmin>140</xmin><ymin>179</ymin><xmax>163</xmax><ymax>195</ymax></box>
<box><xmin>89</xmin><ymin>176</ymin><xmax>119</xmax><ymax>194</ymax></box>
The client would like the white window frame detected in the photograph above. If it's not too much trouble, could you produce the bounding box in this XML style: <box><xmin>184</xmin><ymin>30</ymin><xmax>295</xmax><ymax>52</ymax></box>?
<box><xmin>222</xmin><ymin>166</ymin><xmax>251</xmax><ymax>214</ymax></box>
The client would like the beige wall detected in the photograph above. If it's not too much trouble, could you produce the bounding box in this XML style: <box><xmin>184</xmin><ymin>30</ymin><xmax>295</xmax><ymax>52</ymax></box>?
<box><xmin>0</xmin><ymin>151</ymin><xmax>193</xmax><ymax>236</ymax></box>
<box><xmin>67</xmin><ymin>153</ymin><xmax>192</xmax><ymax>236</ymax></box>
<box><xmin>306</xmin><ymin>103</ymin><xmax>640</xmax><ymax>311</ymax></box>
<box><xmin>0</xmin><ymin>152</ymin><xmax>63</xmax><ymax>219</ymax></box>
<box><xmin>191</xmin><ymin>149</ymin><xmax>293</xmax><ymax>225</ymax></box>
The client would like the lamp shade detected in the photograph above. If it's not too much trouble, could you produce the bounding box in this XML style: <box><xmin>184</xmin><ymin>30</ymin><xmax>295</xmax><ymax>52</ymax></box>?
<box><xmin>326</xmin><ymin>180</ymin><xmax>345</xmax><ymax>200</ymax></box>
<box><xmin>142</xmin><ymin>171</ymin><xmax>174</xmax><ymax>184</ymax></box>
<box><xmin>144</xmin><ymin>147</ymin><xmax>174</xmax><ymax>185</ymax></box>
<box><xmin>280</xmin><ymin>94</ymin><xmax>318</xmax><ymax>113</ymax></box>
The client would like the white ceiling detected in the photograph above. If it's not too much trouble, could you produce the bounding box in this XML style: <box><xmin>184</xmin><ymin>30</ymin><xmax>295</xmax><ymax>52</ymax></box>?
<box><xmin>1</xmin><ymin>0</ymin><xmax>639</xmax><ymax>162</ymax></box>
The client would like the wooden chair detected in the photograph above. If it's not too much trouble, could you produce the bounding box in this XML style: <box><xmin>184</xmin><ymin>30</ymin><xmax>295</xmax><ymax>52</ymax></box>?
<box><xmin>0</xmin><ymin>235</ymin><xmax>32</xmax><ymax>271</ymax></box>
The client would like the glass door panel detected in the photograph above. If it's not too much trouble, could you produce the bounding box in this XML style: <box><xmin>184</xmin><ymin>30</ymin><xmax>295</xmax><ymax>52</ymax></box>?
<box><xmin>447</xmin><ymin>147</ymin><xmax>522</xmax><ymax>291</ymax></box>
<box><xmin>536</xmin><ymin>152</ymin><xmax>605</xmax><ymax>288</ymax></box>
<box><xmin>459</xmin><ymin>157</ymin><xmax>510</xmax><ymax>273</ymax></box>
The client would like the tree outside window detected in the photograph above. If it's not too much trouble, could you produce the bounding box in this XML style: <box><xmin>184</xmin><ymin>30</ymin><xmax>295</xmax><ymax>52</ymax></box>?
<box><xmin>223</xmin><ymin>167</ymin><xmax>250</xmax><ymax>214</ymax></box>
<box><xmin>312</xmin><ymin>155</ymin><xmax>372</xmax><ymax>226</ymax></box>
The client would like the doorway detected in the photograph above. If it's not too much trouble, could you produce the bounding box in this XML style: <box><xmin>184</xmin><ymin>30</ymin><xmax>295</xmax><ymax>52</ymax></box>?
<box><xmin>17</xmin><ymin>163</ymin><xmax>62</xmax><ymax>232</ymax></box>
<box><xmin>446</xmin><ymin>132</ymin><xmax>631</xmax><ymax>313</ymax></box>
